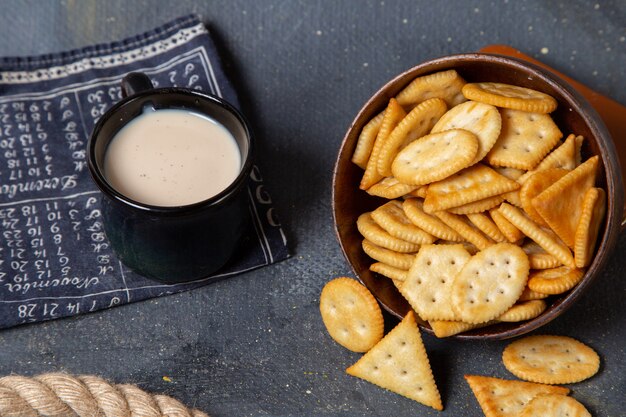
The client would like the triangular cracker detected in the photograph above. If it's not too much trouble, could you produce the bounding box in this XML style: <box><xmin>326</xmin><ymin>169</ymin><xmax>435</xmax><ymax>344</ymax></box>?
<box><xmin>424</xmin><ymin>164</ymin><xmax>520</xmax><ymax>212</ymax></box>
<box><xmin>346</xmin><ymin>311</ymin><xmax>443</xmax><ymax>410</ymax></box>
<box><xmin>464</xmin><ymin>375</ymin><xmax>570</xmax><ymax>417</ymax></box>
<box><xmin>532</xmin><ymin>156</ymin><xmax>599</xmax><ymax>247</ymax></box>
<box><xmin>574</xmin><ymin>187</ymin><xmax>606</xmax><ymax>268</ymax></box>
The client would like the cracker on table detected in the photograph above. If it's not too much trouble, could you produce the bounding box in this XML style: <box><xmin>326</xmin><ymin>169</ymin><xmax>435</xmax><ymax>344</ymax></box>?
<box><xmin>370</xmin><ymin>262</ymin><xmax>409</xmax><ymax>282</ymax></box>
<box><xmin>371</xmin><ymin>200</ymin><xmax>435</xmax><ymax>244</ymax></box>
<box><xmin>357</xmin><ymin>212</ymin><xmax>421</xmax><ymax>253</ymax></box>
<box><xmin>502</xmin><ymin>335</ymin><xmax>600</xmax><ymax>384</ymax></box>
<box><xmin>527</xmin><ymin>266</ymin><xmax>584</xmax><ymax>295</ymax></box>
<box><xmin>377</xmin><ymin>97</ymin><xmax>447</xmax><ymax>176</ymax></box>
<box><xmin>367</xmin><ymin>177</ymin><xmax>418</xmax><ymax>199</ymax></box>
<box><xmin>451</xmin><ymin>243</ymin><xmax>529</xmax><ymax>324</ymax></box>
<box><xmin>497</xmin><ymin>300</ymin><xmax>546</xmax><ymax>322</ymax></box>
<box><xmin>498</xmin><ymin>203</ymin><xmax>575</xmax><ymax>268</ymax></box>
<box><xmin>352</xmin><ymin>110</ymin><xmax>385</xmax><ymax>169</ymax></box>
<box><xmin>532</xmin><ymin>156</ymin><xmax>599</xmax><ymax>248</ymax></box>
<box><xmin>391</xmin><ymin>129</ymin><xmax>478</xmax><ymax>185</ymax></box>
<box><xmin>403</xmin><ymin>199</ymin><xmax>464</xmax><ymax>241</ymax></box>
<box><xmin>431</xmin><ymin>100</ymin><xmax>502</xmax><ymax>164</ymax></box>
<box><xmin>465</xmin><ymin>375</ymin><xmax>569</xmax><ymax>417</ymax></box>
<box><xmin>346</xmin><ymin>311</ymin><xmax>443</xmax><ymax>411</ymax></box>
<box><xmin>520</xmin><ymin>168</ymin><xmax>569</xmax><ymax>226</ymax></box>
<box><xmin>486</xmin><ymin>109</ymin><xmax>562</xmax><ymax>171</ymax></box>
<box><xmin>362</xmin><ymin>239</ymin><xmax>416</xmax><ymax>270</ymax></box>
<box><xmin>520</xmin><ymin>393</ymin><xmax>591</xmax><ymax>417</ymax></box>
<box><xmin>574</xmin><ymin>187</ymin><xmax>606</xmax><ymax>268</ymax></box>
<box><xmin>395</xmin><ymin>69</ymin><xmax>467</xmax><ymax>109</ymax></box>
<box><xmin>360</xmin><ymin>99</ymin><xmax>406</xmax><ymax>190</ymax></box>
<box><xmin>319</xmin><ymin>277</ymin><xmax>384</xmax><ymax>352</ymax></box>
<box><xmin>424</xmin><ymin>163</ymin><xmax>520</xmax><ymax>213</ymax></box>
<box><xmin>462</xmin><ymin>82</ymin><xmax>558</xmax><ymax>114</ymax></box>
<box><xmin>399</xmin><ymin>244</ymin><xmax>471</xmax><ymax>321</ymax></box>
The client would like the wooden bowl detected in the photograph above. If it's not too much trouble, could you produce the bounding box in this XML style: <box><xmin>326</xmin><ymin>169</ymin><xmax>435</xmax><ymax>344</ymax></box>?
<box><xmin>332</xmin><ymin>53</ymin><xmax>625</xmax><ymax>340</ymax></box>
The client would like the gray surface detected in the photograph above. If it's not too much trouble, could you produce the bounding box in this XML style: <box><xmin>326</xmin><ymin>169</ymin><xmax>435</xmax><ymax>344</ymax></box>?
<box><xmin>0</xmin><ymin>1</ymin><xmax>625</xmax><ymax>416</ymax></box>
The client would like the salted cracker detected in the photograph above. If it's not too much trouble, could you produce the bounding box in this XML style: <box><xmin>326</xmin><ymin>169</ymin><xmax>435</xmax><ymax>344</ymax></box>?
<box><xmin>352</xmin><ymin>110</ymin><xmax>385</xmax><ymax>169</ymax></box>
<box><xmin>346</xmin><ymin>311</ymin><xmax>443</xmax><ymax>411</ymax></box>
<box><xmin>319</xmin><ymin>277</ymin><xmax>384</xmax><ymax>352</ymax></box>
<box><xmin>371</xmin><ymin>200</ymin><xmax>435</xmax><ymax>245</ymax></box>
<box><xmin>367</xmin><ymin>177</ymin><xmax>418</xmax><ymax>199</ymax></box>
<box><xmin>532</xmin><ymin>156</ymin><xmax>599</xmax><ymax>248</ymax></box>
<box><xmin>465</xmin><ymin>375</ymin><xmax>570</xmax><ymax>417</ymax></box>
<box><xmin>429</xmin><ymin>320</ymin><xmax>490</xmax><ymax>338</ymax></box>
<box><xmin>489</xmin><ymin>207</ymin><xmax>525</xmax><ymax>242</ymax></box>
<box><xmin>431</xmin><ymin>100</ymin><xmax>502</xmax><ymax>164</ymax></box>
<box><xmin>527</xmin><ymin>266</ymin><xmax>584</xmax><ymax>295</ymax></box>
<box><xmin>377</xmin><ymin>98</ymin><xmax>447</xmax><ymax>176</ymax></box>
<box><xmin>362</xmin><ymin>239</ymin><xmax>416</xmax><ymax>270</ymax></box>
<box><xmin>574</xmin><ymin>187</ymin><xmax>606</xmax><ymax>268</ymax></box>
<box><xmin>370</xmin><ymin>262</ymin><xmax>409</xmax><ymax>282</ymax></box>
<box><xmin>518</xmin><ymin>286</ymin><xmax>549</xmax><ymax>302</ymax></box>
<box><xmin>399</xmin><ymin>244</ymin><xmax>471</xmax><ymax>321</ymax></box>
<box><xmin>402</xmin><ymin>199</ymin><xmax>464</xmax><ymax>241</ymax></box>
<box><xmin>497</xmin><ymin>300</ymin><xmax>546</xmax><ymax>322</ymax></box>
<box><xmin>395</xmin><ymin>69</ymin><xmax>466</xmax><ymax>109</ymax></box>
<box><xmin>467</xmin><ymin>213</ymin><xmax>508</xmax><ymax>242</ymax></box>
<box><xmin>486</xmin><ymin>108</ymin><xmax>562</xmax><ymax>170</ymax></box>
<box><xmin>520</xmin><ymin>168</ymin><xmax>569</xmax><ymax>226</ymax></box>
<box><xmin>461</xmin><ymin>82</ymin><xmax>558</xmax><ymax>114</ymax></box>
<box><xmin>434</xmin><ymin>211</ymin><xmax>495</xmax><ymax>250</ymax></box>
<box><xmin>520</xmin><ymin>394</ymin><xmax>591</xmax><ymax>417</ymax></box>
<box><xmin>448</xmin><ymin>194</ymin><xmax>505</xmax><ymax>215</ymax></box>
<box><xmin>451</xmin><ymin>243</ymin><xmax>529</xmax><ymax>324</ymax></box>
<box><xmin>391</xmin><ymin>129</ymin><xmax>478</xmax><ymax>185</ymax></box>
<box><xmin>357</xmin><ymin>212</ymin><xmax>421</xmax><ymax>253</ymax></box>
<box><xmin>503</xmin><ymin>335</ymin><xmax>600</xmax><ymax>384</ymax></box>
<box><xmin>424</xmin><ymin>164</ymin><xmax>520</xmax><ymax>213</ymax></box>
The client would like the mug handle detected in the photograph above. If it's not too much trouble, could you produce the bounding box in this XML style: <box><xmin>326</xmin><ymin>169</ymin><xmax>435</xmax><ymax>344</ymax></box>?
<box><xmin>121</xmin><ymin>72</ymin><xmax>154</xmax><ymax>98</ymax></box>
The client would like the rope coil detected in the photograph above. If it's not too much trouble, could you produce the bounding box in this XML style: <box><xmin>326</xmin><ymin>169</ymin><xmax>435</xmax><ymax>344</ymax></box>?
<box><xmin>0</xmin><ymin>373</ymin><xmax>209</xmax><ymax>417</ymax></box>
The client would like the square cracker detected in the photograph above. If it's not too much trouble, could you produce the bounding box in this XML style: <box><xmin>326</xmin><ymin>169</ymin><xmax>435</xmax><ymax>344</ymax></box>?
<box><xmin>532</xmin><ymin>156</ymin><xmax>598</xmax><ymax>247</ymax></box>
<box><xmin>424</xmin><ymin>163</ymin><xmax>520</xmax><ymax>213</ymax></box>
<box><xmin>486</xmin><ymin>108</ymin><xmax>562</xmax><ymax>170</ymax></box>
<box><xmin>346</xmin><ymin>311</ymin><xmax>443</xmax><ymax>410</ymax></box>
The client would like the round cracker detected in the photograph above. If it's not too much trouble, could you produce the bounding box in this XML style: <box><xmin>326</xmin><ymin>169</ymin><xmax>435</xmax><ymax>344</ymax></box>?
<box><xmin>462</xmin><ymin>82</ymin><xmax>558</xmax><ymax>114</ymax></box>
<box><xmin>503</xmin><ymin>335</ymin><xmax>600</xmax><ymax>384</ymax></box>
<box><xmin>520</xmin><ymin>394</ymin><xmax>591</xmax><ymax>417</ymax></box>
<box><xmin>357</xmin><ymin>212</ymin><xmax>421</xmax><ymax>253</ymax></box>
<box><xmin>319</xmin><ymin>277</ymin><xmax>384</xmax><ymax>352</ymax></box>
<box><xmin>527</xmin><ymin>266</ymin><xmax>584</xmax><ymax>295</ymax></box>
<box><xmin>362</xmin><ymin>239</ymin><xmax>416</xmax><ymax>270</ymax></box>
<box><xmin>391</xmin><ymin>129</ymin><xmax>478</xmax><ymax>186</ymax></box>
<box><xmin>372</xmin><ymin>200</ymin><xmax>435</xmax><ymax>244</ymax></box>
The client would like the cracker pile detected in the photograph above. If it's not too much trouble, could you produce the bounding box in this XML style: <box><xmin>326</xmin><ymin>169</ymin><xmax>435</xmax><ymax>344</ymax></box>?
<box><xmin>351</xmin><ymin>70</ymin><xmax>607</xmax><ymax>336</ymax></box>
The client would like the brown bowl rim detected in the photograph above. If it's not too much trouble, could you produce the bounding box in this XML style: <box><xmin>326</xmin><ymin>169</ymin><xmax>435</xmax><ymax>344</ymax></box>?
<box><xmin>332</xmin><ymin>52</ymin><xmax>624</xmax><ymax>340</ymax></box>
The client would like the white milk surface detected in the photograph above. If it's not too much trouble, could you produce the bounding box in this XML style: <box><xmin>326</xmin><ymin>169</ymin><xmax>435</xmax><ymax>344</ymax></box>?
<box><xmin>104</xmin><ymin>109</ymin><xmax>241</xmax><ymax>206</ymax></box>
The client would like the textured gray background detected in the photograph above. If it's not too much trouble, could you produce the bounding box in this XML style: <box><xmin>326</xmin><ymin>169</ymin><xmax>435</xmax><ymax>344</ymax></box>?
<box><xmin>0</xmin><ymin>1</ymin><xmax>624</xmax><ymax>416</ymax></box>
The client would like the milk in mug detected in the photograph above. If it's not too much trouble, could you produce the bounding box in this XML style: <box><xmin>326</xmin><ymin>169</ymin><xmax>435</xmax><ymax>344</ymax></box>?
<box><xmin>104</xmin><ymin>109</ymin><xmax>241</xmax><ymax>207</ymax></box>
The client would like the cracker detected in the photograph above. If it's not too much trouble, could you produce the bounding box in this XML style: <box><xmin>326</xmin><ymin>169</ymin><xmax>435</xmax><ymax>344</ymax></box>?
<box><xmin>518</xmin><ymin>286</ymin><xmax>549</xmax><ymax>301</ymax></box>
<box><xmin>402</xmin><ymin>198</ymin><xmax>464</xmax><ymax>241</ymax></box>
<box><xmin>497</xmin><ymin>203</ymin><xmax>575</xmax><ymax>268</ymax></box>
<box><xmin>346</xmin><ymin>311</ymin><xmax>443</xmax><ymax>411</ymax></box>
<box><xmin>360</xmin><ymin>99</ymin><xmax>406</xmax><ymax>190</ymax></box>
<box><xmin>486</xmin><ymin>109</ymin><xmax>562</xmax><ymax>170</ymax></box>
<box><xmin>527</xmin><ymin>266</ymin><xmax>584</xmax><ymax>295</ymax></box>
<box><xmin>531</xmin><ymin>133</ymin><xmax>578</xmax><ymax>173</ymax></box>
<box><xmin>352</xmin><ymin>110</ymin><xmax>385</xmax><ymax>169</ymax></box>
<box><xmin>467</xmin><ymin>213</ymin><xmax>508</xmax><ymax>242</ymax></box>
<box><xmin>429</xmin><ymin>320</ymin><xmax>490</xmax><ymax>338</ymax></box>
<box><xmin>520</xmin><ymin>394</ymin><xmax>591</xmax><ymax>417</ymax></box>
<box><xmin>434</xmin><ymin>211</ymin><xmax>494</xmax><ymax>250</ymax></box>
<box><xmin>502</xmin><ymin>335</ymin><xmax>600</xmax><ymax>384</ymax></box>
<box><xmin>319</xmin><ymin>277</ymin><xmax>384</xmax><ymax>352</ymax></box>
<box><xmin>462</xmin><ymin>82</ymin><xmax>558</xmax><ymax>113</ymax></box>
<box><xmin>494</xmin><ymin>166</ymin><xmax>526</xmax><ymax>180</ymax></box>
<box><xmin>452</xmin><ymin>243</ymin><xmax>530</xmax><ymax>324</ymax></box>
<box><xmin>370</xmin><ymin>262</ymin><xmax>409</xmax><ymax>282</ymax></box>
<box><xmin>367</xmin><ymin>177</ymin><xmax>418</xmax><ymax>199</ymax></box>
<box><xmin>377</xmin><ymin>98</ymin><xmax>447</xmax><ymax>176</ymax></box>
<box><xmin>465</xmin><ymin>375</ymin><xmax>570</xmax><ymax>417</ymax></box>
<box><xmin>431</xmin><ymin>100</ymin><xmax>502</xmax><ymax>164</ymax></box>
<box><xmin>448</xmin><ymin>194</ymin><xmax>505</xmax><ymax>215</ymax></box>
<box><xmin>519</xmin><ymin>168</ymin><xmax>569</xmax><ymax>226</ymax></box>
<box><xmin>528</xmin><ymin>253</ymin><xmax>561</xmax><ymax>269</ymax></box>
<box><xmin>574</xmin><ymin>187</ymin><xmax>606</xmax><ymax>268</ymax></box>
<box><xmin>357</xmin><ymin>212</ymin><xmax>421</xmax><ymax>253</ymax></box>
<box><xmin>532</xmin><ymin>156</ymin><xmax>599</xmax><ymax>248</ymax></box>
<box><xmin>371</xmin><ymin>200</ymin><xmax>435</xmax><ymax>244</ymax></box>
<box><xmin>498</xmin><ymin>300</ymin><xmax>546</xmax><ymax>322</ymax></box>
<box><xmin>395</xmin><ymin>69</ymin><xmax>466</xmax><ymax>108</ymax></box>
<box><xmin>391</xmin><ymin>129</ymin><xmax>478</xmax><ymax>185</ymax></box>
<box><xmin>362</xmin><ymin>239</ymin><xmax>416</xmax><ymax>270</ymax></box>
<box><xmin>399</xmin><ymin>244</ymin><xmax>471</xmax><ymax>321</ymax></box>
<box><xmin>504</xmin><ymin>189</ymin><xmax>523</xmax><ymax>207</ymax></box>
<box><xmin>489</xmin><ymin>207</ymin><xmax>525</xmax><ymax>242</ymax></box>
<box><xmin>424</xmin><ymin>164</ymin><xmax>520</xmax><ymax>213</ymax></box>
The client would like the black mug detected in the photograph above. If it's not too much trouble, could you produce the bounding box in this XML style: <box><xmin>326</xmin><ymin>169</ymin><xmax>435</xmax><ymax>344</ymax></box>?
<box><xmin>87</xmin><ymin>73</ymin><xmax>253</xmax><ymax>283</ymax></box>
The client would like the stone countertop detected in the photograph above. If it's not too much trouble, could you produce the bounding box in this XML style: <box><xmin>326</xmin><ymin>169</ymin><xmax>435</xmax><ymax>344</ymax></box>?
<box><xmin>0</xmin><ymin>1</ymin><xmax>624</xmax><ymax>416</ymax></box>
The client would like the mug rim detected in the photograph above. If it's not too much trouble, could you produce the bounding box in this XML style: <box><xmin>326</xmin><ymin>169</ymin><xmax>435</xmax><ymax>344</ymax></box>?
<box><xmin>87</xmin><ymin>87</ymin><xmax>254</xmax><ymax>215</ymax></box>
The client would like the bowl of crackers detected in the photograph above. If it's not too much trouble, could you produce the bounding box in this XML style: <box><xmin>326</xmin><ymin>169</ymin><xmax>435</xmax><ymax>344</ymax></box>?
<box><xmin>333</xmin><ymin>53</ymin><xmax>624</xmax><ymax>340</ymax></box>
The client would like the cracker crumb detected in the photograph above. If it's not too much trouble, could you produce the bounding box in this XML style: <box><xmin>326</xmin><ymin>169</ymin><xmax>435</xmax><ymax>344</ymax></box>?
<box><xmin>315</xmin><ymin>30</ymin><xmax>322</xmax><ymax>36</ymax></box>
<box><xmin>540</xmin><ymin>47</ymin><xmax>549</xmax><ymax>55</ymax></box>
<box><xmin>402</xmin><ymin>18</ymin><xmax>408</xmax><ymax>24</ymax></box>
<box><xmin>594</xmin><ymin>3</ymin><xmax>600</xmax><ymax>9</ymax></box>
